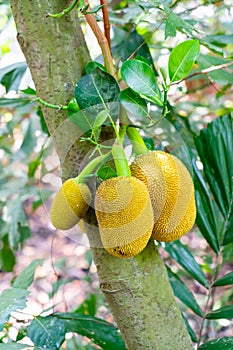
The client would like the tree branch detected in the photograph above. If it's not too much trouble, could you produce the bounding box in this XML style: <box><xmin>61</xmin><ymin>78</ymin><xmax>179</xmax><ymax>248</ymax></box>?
<box><xmin>100</xmin><ymin>0</ymin><xmax>111</xmax><ymax>48</ymax></box>
<box><xmin>172</xmin><ymin>60</ymin><xmax>233</xmax><ymax>85</ymax></box>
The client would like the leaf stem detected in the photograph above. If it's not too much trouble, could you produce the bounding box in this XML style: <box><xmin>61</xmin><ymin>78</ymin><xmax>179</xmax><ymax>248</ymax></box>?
<box><xmin>127</xmin><ymin>126</ymin><xmax>148</xmax><ymax>155</ymax></box>
<box><xmin>112</xmin><ymin>143</ymin><xmax>131</xmax><ymax>177</ymax></box>
<box><xmin>76</xmin><ymin>151</ymin><xmax>112</xmax><ymax>183</ymax></box>
<box><xmin>35</xmin><ymin>97</ymin><xmax>68</xmax><ymax>110</ymax></box>
<box><xmin>46</xmin><ymin>0</ymin><xmax>79</xmax><ymax>18</ymax></box>
<box><xmin>197</xmin><ymin>252</ymin><xmax>223</xmax><ymax>348</ymax></box>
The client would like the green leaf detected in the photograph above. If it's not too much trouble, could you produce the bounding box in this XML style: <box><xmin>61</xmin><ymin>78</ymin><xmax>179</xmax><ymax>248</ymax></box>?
<box><xmin>193</xmin><ymin>160</ymin><xmax>220</xmax><ymax>253</ymax></box>
<box><xmin>13</xmin><ymin>259</ymin><xmax>42</xmax><ymax>289</ymax></box>
<box><xmin>168</xmin><ymin>40</ymin><xmax>200</xmax><ymax>83</ymax></box>
<box><xmin>213</xmin><ymin>271</ymin><xmax>233</xmax><ymax>287</ymax></box>
<box><xmin>0</xmin><ymin>235</ymin><xmax>16</xmax><ymax>272</ymax></box>
<box><xmin>97</xmin><ymin>166</ymin><xmax>117</xmax><ymax>180</ymax></box>
<box><xmin>206</xmin><ymin>305</ymin><xmax>233</xmax><ymax>320</ymax></box>
<box><xmin>55</xmin><ymin>312</ymin><xmax>126</xmax><ymax>350</ymax></box>
<box><xmin>93</xmin><ymin>110</ymin><xmax>110</xmax><ymax>130</ymax></box>
<box><xmin>28</xmin><ymin>156</ymin><xmax>41</xmax><ymax>178</ymax></box>
<box><xmin>75</xmin><ymin>294</ymin><xmax>97</xmax><ymax>317</ymax></box>
<box><xmin>28</xmin><ymin>316</ymin><xmax>66</xmax><ymax>350</ymax></box>
<box><xmin>0</xmin><ymin>288</ymin><xmax>29</xmax><ymax>331</ymax></box>
<box><xmin>167</xmin><ymin>267</ymin><xmax>202</xmax><ymax>316</ymax></box>
<box><xmin>204</xmin><ymin>34</ymin><xmax>233</xmax><ymax>46</ymax></box>
<box><xmin>120</xmin><ymin>88</ymin><xmax>148</xmax><ymax>117</ymax></box>
<box><xmin>121</xmin><ymin>60</ymin><xmax>163</xmax><ymax>106</ymax></box>
<box><xmin>0</xmin><ymin>344</ymin><xmax>33</xmax><ymax>350</ymax></box>
<box><xmin>74</xmin><ymin>67</ymin><xmax>120</xmax><ymax>115</ymax></box>
<box><xmin>199</xmin><ymin>337</ymin><xmax>233</xmax><ymax>349</ymax></box>
<box><xmin>3</xmin><ymin>197</ymin><xmax>31</xmax><ymax>250</ymax></box>
<box><xmin>164</xmin><ymin>241</ymin><xmax>209</xmax><ymax>288</ymax></box>
<box><xmin>165</xmin><ymin>8</ymin><xmax>194</xmax><ymax>39</ymax></box>
<box><xmin>182</xmin><ymin>314</ymin><xmax>198</xmax><ymax>343</ymax></box>
<box><xmin>85</xmin><ymin>61</ymin><xmax>107</xmax><ymax>74</ymax></box>
<box><xmin>194</xmin><ymin>115</ymin><xmax>233</xmax><ymax>245</ymax></box>
<box><xmin>0</xmin><ymin>62</ymin><xmax>27</xmax><ymax>93</ymax></box>
<box><xmin>113</xmin><ymin>30</ymin><xmax>158</xmax><ymax>75</ymax></box>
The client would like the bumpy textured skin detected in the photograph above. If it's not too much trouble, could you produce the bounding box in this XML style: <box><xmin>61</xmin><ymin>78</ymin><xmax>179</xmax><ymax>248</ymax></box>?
<box><xmin>130</xmin><ymin>151</ymin><xmax>196</xmax><ymax>242</ymax></box>
<box><xmin>50</xmin><ymin>179</ymin><xmax>91</xmax><ymax>230</ymax></box>
<box><xmin>95</xmin><ymin>176</ymin><xmax>154</xmax><ymax>258</ymax></box>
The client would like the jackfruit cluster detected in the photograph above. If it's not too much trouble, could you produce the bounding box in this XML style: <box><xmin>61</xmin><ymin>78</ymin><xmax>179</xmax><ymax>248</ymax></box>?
<box><xmin>95</xmin><ymin>176</ymin><xmax>154</xmax><ymax>258</ymax></box>
<box><xmin>130</xmin><ymin>151</ymin><xmax>196</xmax><ymax>242</ymax></box>
<box><xmin>50</xmin><ymin>179</ymin><xmax>91</xmax><ymax>230</ymax></box>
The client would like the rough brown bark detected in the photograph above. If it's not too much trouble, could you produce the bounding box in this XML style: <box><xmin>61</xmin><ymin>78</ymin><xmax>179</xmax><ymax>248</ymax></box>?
<box><xmin>10</xmin><ymin>1</ymin><xmax>194</xmax><ymax>349</ymax></box>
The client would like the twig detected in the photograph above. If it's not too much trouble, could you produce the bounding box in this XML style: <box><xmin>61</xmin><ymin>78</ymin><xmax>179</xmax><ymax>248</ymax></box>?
<box><xmin>83</xmin><ymin>0</ymin><xmax>115</xmax><ymax>75</ymax></box>
<box><xmin>34</xmin><ymin>97</ymin><xmax>68</xmax><ymax>110</ymax></box>
<box><xmin>127</xmin><ymin>6</ymin><xmax>177</xmax><ymax>61</ymax></box>
<box><xmin>46</xmin><ymin>0</ymin><xmax>79</xmax><ymax>18</ymax></box>
<box><xmin>197</xmin><ymin>252</ymin><xmax>222</xmax><ymax>348</ymax></box>
<box><xmin>172</xmin><ymin>60</ymin><xmax>233</xmax><ymax>85</ymax></box>
<box><xmin>100</xmin><ymin>0</ymin><xmax>111</xmax><ymax>48</ymax></box>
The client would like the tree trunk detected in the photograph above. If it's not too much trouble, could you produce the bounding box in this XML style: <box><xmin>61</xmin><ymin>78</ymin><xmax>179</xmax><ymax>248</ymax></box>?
<box><xmin>10</xmin><ymin>1</ymin><xmax>194</xmax><ymax>349</ymax></box>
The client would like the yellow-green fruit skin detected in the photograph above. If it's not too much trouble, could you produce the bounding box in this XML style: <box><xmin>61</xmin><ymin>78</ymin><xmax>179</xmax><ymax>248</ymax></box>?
<box><xmin>50</xmin><ymin>179</ymin><xmax>92</xmax><ymax>230</ymax></box>
<box><xmin>95</xmin><ymin>176</ymin><xmax>154</xmax><ymax>258</ymax></box>
<box><xmin>130</xmin><ymin>151</ymin><xmax>196</xmax><ymax>242</ymax></box>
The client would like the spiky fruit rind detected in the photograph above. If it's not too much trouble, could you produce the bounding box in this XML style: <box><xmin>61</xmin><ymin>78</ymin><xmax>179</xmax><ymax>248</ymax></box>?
<box><xmin>131</xmin><ymin>151</ymin><xmax>196</xmax><ymax>242</ymax></box>
<box><xmin>95</xmin><ymin>176</ymin><xmax>154</xmax><ymax>258</ymax></box>
<box><xmin>50</xmin><ymin>179</ymin><xmax>91</xmax><ymax>230</ymax></box>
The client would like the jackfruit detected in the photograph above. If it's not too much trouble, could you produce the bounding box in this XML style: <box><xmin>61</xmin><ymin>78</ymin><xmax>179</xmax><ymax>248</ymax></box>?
<box><xmin>50</xmin><ymin>179</ymin><xmax>92</xmax><ymax>230</ymax></box>
<box><xmin>95</xmin><ymin>176</ymin><xmax>154</xmax><ymax>257</ymax></box>
<box><xmin>130</xmin><ymin>151</ymin><xmax>196</xmax><ymax>242</ymax></box>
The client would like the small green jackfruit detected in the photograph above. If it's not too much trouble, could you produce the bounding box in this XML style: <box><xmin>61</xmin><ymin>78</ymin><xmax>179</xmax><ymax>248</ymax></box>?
<box><xmin>95</xmin><ymin>176</ymin><xmax>154</xmax><ymax>258</ymax></box>
<box><xmin>50</xmin><ymin>179</ymin><xmax>91</xmax><ymax>230</ymax></box>
<box><xmin>130</xmin><ymin>151</ymin><xmax>196</xmax><ymax>242</ymax></box>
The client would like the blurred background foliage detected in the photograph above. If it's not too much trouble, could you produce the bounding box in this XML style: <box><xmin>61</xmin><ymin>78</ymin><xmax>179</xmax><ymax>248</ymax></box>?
<box><xmin>0</xmin><ymin>0</ymin><xmax>233</xmax><ymax>349</ymax></box>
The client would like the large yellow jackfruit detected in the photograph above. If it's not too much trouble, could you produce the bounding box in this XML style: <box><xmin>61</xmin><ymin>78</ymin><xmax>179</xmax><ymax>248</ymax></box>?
<box><xmin>50</xmin><ymin>179</ymin><xmax>92</xmax><ymax>230</ymax></box>
<box><xmin>95</xmin><ymin>176</ymin><xmax>154</xmax><ymax>258</ymax></box>
<box><xmin>130</xmin><ymin>151</ymin><xmax>196</xmax><ymax>242</ymax></box>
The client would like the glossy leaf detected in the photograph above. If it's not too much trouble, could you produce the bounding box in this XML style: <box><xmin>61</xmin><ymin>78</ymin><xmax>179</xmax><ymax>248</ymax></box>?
<box><xmin>213</xmin><ymin>271</ymin><xmax>233</xmax><ymax>287</ymax></box>
<box><xmin>93</xmin><ymin>110</ymin><xmax>109</xmax><ymax>130</ymax></box>
<box><xmin>113</xmin><ymin>30</ymin><xmax>157</xmax><ymax>75</ymax></box>
<box><xmin>182</xmin><ymin>314</ymin><xmax>198</xmax><ymax>343</ymax></box>
<box><xmin>199</xmin><ymin>337</ymin><xmax>233</xmax><ymax>349</ymax></box>
<box><xmin>0</xmin><ymin>62</ymin><xmax>27</xmax><ymax>93</ymax></box>
<box><xmin>97</xmin><ymin>166</ymin><xmax>117</xmax><ymax>181</ymax></box>
<box><xmin>168</xmin><ymin>40</ymin><xmax>200</xmax><ymax>83</ymax></box>
<box><xmin>193</xmin><ymin>160</ymin><xmax>220</xmax><ymax>253</ymax></box>
<box><xmin>13</xmin><ymin>259</ymin><xmax>42</xmax><ymax>290</ymax></box>
<box><xmin>74</xmin><ymin>67</ymin><xmax>120</xmax><ymax>115</ymax></box>
<box><xmin>194</xmin><ymin>114</ymin><xmax>233</xmax><ymax>245</ymax></box>
<box><xmin>121</xmin><ymin>60</ymin><xmax>163</xmax><ymax>106</ymax></box>
<box><xmin>167</xmin><ymin>267</ymin><xmax>202</xmax><ymax>316</ymax></box>
<box><xmin>206</xmin><ymin>305</ymin><xmax>233</xmax><ymax>320</ymax></box>
<box><xmin>85</xmin><ymin>61</ymin><xmax>106</xmax><ymax>74</ymax></box>
<box><xmin>120</xmin><ymin>88</ymin><xmax>148</xmax><ymax>118</ymax></box>
<box><xmin>0</xmin><ymin>288</ymin><xmax>29</xmax><ymax>331</ymax></box>
<box><xmin>55</xmin><ymin>312</ymin><xmax>126</xmax><ymax>350</ymax></box>
<box><xmin>164</xmin><ymin>241</ymin><xmax>209</xmax><ymax>288</ymax></box>
<box><xmin>28</xmin><ymin>316</ymin><xmax>66</xmax><ymax>350</ymax></box>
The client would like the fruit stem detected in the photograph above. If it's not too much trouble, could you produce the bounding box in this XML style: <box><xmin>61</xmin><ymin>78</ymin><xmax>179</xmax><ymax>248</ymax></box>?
<box><xmin>127</xmin><ymin>126</ymin><xmax>148</xmax><ymax>155</ymax></box>
<box><xmin>112</xmin><ymin>143</ymin><xmax>131</xmax><ymax>177</ymax></box>
<box><xmin>75</xmin><ymin>151</ymin><xmax>112</xmax><ymax>183</ymax></box>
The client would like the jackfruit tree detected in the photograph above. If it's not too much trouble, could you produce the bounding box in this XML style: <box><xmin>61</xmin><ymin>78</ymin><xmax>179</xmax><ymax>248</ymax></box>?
<box><xmin>1</xmin><ymin>0</ymin><xmax>233</xmax><ymax>349</ymax></box>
